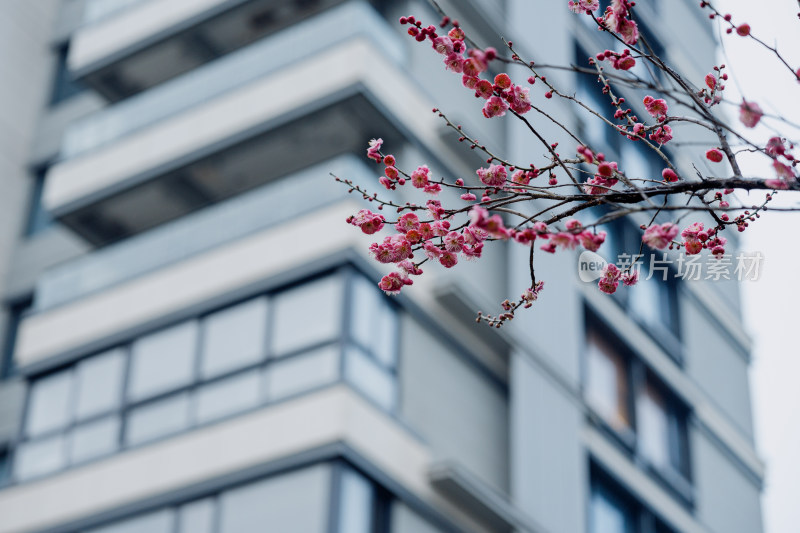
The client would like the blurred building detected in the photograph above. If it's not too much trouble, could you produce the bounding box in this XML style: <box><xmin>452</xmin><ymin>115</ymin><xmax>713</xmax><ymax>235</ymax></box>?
<box><xmin>0</xmin><ymin>1</ymin><xmax>763</xmax><ymax>532</ymax></box>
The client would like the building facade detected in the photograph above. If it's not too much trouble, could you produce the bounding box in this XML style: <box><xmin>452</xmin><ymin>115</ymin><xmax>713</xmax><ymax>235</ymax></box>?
<box><xmin>0</xmin><ymin>1</ymin><xmax>763</xmax><ymax>532</ymax></box>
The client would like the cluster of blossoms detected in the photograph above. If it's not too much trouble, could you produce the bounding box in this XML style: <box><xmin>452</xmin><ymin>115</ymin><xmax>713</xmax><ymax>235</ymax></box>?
<box><xmin>641</xmin><ymin>221</ymin><xmax>728</xmax><ymax>258</ymax></box>
<box><xmin>699</xmin><ymin>65</ymin><xmax>726</xmax><ymax>106</ymax></box>
<box><xmin>539</xmin><ymin>219</ymin><xmax>607</xmax><ymax>254</ymax></box>
<box><xmin>763</xmin><ymin>137</ymin><xmax>798</xmax><ymax>189</ymax></box>
<box><xmin>354</xmin><ymin>140</ymin><xmax>619</xmax><ymax>298</ymax></box>
<box><xmin>600</xmin><ymin>0</ymin><xmax>640</xmax><ymax>45</ymax></box>
<box><xmin>680</xmin><ymin>222</ymin><xmax>727</xmax><ymax>257</ymax></box>
<box><xmin>368</xmin><ymin>139</ymin><xmax>443</xmax><ymax>195</ymax></box>
<box><xmin>584</xmin><ymin>159</ymin><xmax>620</xmax><ymax>195</ymax></box>
<box><xmin>596</xmin><ymin>48</ymin><xmax>636</xmax><ymax>71</ymax></box>
<box><xmin>347</xmin><ymin>209</ymin><xmax>384</xmax><ymax>235</ymax></box>
<box><xmin>568</xmin><ymin>0</ymin><xmax>599</xmax><ymax>15</ymax></box>
<box><xmin>400</xmin><ymin>16</ymin><xmax>532</xmax><ymax>119</ymax></box>
<box><xmin>598</xmin><ymin>263</ymin><xmax>639</xmax><ymax>294</ymax></box>
<box><xmin>569</xmin><ymin>0</ymin><xmax>640</xmax><ymax>46</ymax></box>
<box><xmin>642</xmin><ymin>223</ymin><xmax>679</xmax><ymax>250</ymax></box>
<box><xmin>336</xmin><ymin>2</ymin><xmax>800</xmax><ymax>326</ymax></box>
<box><xmin>604</xmin><ymin>93</ymin><xmax>672</xmax><ymax>147</ymax></box>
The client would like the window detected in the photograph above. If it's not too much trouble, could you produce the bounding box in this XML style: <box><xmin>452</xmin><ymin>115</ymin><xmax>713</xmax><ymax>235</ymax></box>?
<box><xmin>128</xmin><ymin>321</ymin><xmax>198</xmax><ymax>401</ymax></box>
<box><xmin>194</xmin><ymin>370</ymin><xmax>261</xmax><ymax>424</ymax></box>
<box><xmin>627</xmin><ymin>20</ymin><xmax>665</xmax><ymax>85</ymax></box>
<box><xmin>68</xmin><ymin>416</ymin><xmax>120</xmax><ymax>464</ymax></box>
<box><xmin>13</xmin><ymin>270</ymin><xmax>400</xmax><ymax>482</ymax></box>
<box><xmin>345</xmin><ymin>346</ymin><xmax>397</xmax><ymax>412</ymax></box>
<box><xmin>346</xmin><ymin>274</ymin><xmax>399</xmax><ymax>411</ymax></box>
<box><xmin>338</xmin><ymin>468</ymin><xmax>375</xmax><ymax>533</ymax></box>
<box><xmin>63</xmin><ymin>462</ymin><xmax>449</xmax><ymax>533</ymax></box>
<box><xmin>590</xmin><ymin>467</ymin><xmax>678</xmax><ymax>533</ymax></box>
<box><xmin>350</xmin><ymin>275</ymin><xmax>398</xmax><ymax>368</ymax></box>
<box><xmin>74</xmin><ymin>348</ymin><xmax>125</xmax><ymax>420</ymax></box>
<box><xmin>200</xmin><ymin>298</ymin><xmax>268</xmax><ymax>378</ymax></box>
<box><xmin>25</xmin><ymin>369</ymin><xmax>74</xmax><ymax>437</ymax></box>
<box><xmin>584</xmin><ymin>318</ymin><xmax>692</xmax><ymax>501</ymax></box>
<box><xmin>271</xmin><ymin>275</ymin><xmax>343</xmax><ymax>356</ymax></box>
<box><xmin>0</xmin><ymin>448</ymin><xmax>9</xmax><ymax>486</ymax></box>
<box><xmin>575</xmin><ymin>45</ymin><xmax>619</xmax><ymax>154</ymax></box>
<box><xmin>585</xmin><ymin>328</ymin><xmax>632</xmax><ymax>434</ymax></box>
<box><xmin>125</xmin><ymin>393</ymin><xmax>192</xmax><ymax>446</ymax></box>
<box><xmin>14</xmin><ymin>435</ymin><xmax>67</xmax><ymax>481</ymax></box>
<box><xmin>218</xmin><ymin>464</ymin><xmax>330</xmax><ymax>533</ymax></box>
<box><xmin>637</xmin><ymin>373</ymin><xmax>690</xmax><ymax>481</ymax></box>
<box><xmin>177</xmin><ymin>498</ymin><xmax>215</xmax><ymax>533</ymax></box>
<box><xmin>600</xmin><ymin>219</ymin><xmax>681</xmax><ymax>358</ymax></box>
<box><xmin>264</xmin><ymin>345</ymin><xmax>340</xmax><ymax>401</ymax></box>
<box><xmin>50</xmin><ymin>45</ymin><xmax>85</xmax><ymax>105</ymax></box>
<box><xmin>590</xmin><ymin>477</ymin><xmax>635</xmax><ymax>533</ymax></box>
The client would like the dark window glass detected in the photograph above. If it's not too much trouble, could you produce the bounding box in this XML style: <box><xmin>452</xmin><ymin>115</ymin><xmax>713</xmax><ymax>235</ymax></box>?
<box><xmin>50</xmin><ymin>45</ymin><xmax>85</xmax><ymax>105</ymax></box>
<box><xmin>25</xmin><ymin>170</ymin><xmax>53</xmax><ymax>236</ymax></box>
<box><xmin>0</xmin><ymin>448</ymin><xmax>10</xmax><ymax>486</ymax></box>
<box><xmin>590</xmin><ymin>468</ymin><xmax>679</xmax><ymax>533</ymax></box>
<box><xmin>601</xmin><ymin>220</ymin><xmax>681</xmax><ymax>346</ymax></box>
<box><xmin>590</xmin><ymin>479</ymin><xmax>635</xmax><ymax>533</ymax></box>
<box><xmin>2</xmin><ymin>298</ymin><xmax>32</xmax><ymax>379</ymax></box>
<box><xmin>338</xmin><ymin>467</ymin><xmax>375</xmax><ymax>533</ymax></box>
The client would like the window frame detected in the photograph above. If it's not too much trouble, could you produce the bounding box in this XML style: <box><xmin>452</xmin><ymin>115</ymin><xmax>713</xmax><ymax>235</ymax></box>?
<box><xmin>583</xmin><ymin>311</ymin><xmax>693</xmax><ymax>506</ymax></box>
<box><xmin>600</xmin><ymin>217</ymin><xmax>683</xmax><ymax>362</ymax></box>
<box><xmin>589</xmin><ymin>464</ymin><xmax>680</xmax><ymax>533</ymax></box>
<box><xmin>9</xmin><ymin>267</ymin><xmax>401</xmax><ymax>483</ymax></box>
<box><xmin>49</xmin><ymin>43</ymin><xmax>86</xmax><ymax>106</ymax></box>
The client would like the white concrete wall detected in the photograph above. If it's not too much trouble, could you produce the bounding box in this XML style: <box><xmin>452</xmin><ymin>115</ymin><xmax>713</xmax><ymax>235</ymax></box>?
<box><xmin>0</xmin><ymin>0</ymin><xmax>59</xmax><ymax>360</ymax></box>
<box><xmin>400</xmin><ymin>314</ymin><xmax>509</xmax><ymax>494</ymax></box>
<box><xmin>69</xmin><ymin>0</ymin><xmax>229</xmax><ymax>73</ymax></box>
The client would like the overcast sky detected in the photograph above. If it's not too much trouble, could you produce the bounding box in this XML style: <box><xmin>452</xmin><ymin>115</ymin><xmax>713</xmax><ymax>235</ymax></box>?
<box><xmin>716</xmin><ymin>1</ymin><xmax>800</xmax><ymax>532</ymax></box>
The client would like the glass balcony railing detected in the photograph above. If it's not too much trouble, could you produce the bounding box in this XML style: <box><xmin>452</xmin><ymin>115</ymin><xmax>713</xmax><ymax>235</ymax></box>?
<box><xmin>62</xmin><ymin>1</ymin><xmax>404</xmax><ymax>160</ymax></box>
<box><xmin>34</xmin><ymin>155</ymin><xmax>372</xmax><ymax>311</ymax></box>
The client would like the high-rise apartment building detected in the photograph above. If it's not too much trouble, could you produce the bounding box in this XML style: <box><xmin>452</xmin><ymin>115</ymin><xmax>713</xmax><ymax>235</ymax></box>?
<box><xmin>0</xmin><ymin>1</ymin><xmax>763</xmax><ymax>532</ymax></box>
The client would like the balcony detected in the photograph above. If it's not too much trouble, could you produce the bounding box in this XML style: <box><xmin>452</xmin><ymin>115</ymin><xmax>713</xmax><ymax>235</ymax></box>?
<box><xmin>45</xmin><ymin>2</ymin><xmax>438</xmax><ymax>246</ymax></box>
<box><xmin>62</xmin><ymin>1</ymin><xmax>403</xmax><ymax>160</ymax></box>
<box><xmin>71</xmin><ymin>0</ymin><xmax>353</xmax><ymax>101</ymax></box>
<box><xmin>34</xmin><ymin>155</ymin><xmax>371</xmax><ymax>312</ymax></box>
